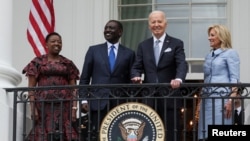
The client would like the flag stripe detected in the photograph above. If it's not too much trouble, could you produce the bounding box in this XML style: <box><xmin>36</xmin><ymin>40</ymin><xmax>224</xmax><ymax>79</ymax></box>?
<box><xmin>30</xmin><ymin>1</ymin><xmax>48</xmax><ymax>37</ymax></box>
<box><xmin>29</xmin><ymin>12</ymin><xmax>46</xmax><ymax>48</ymax></box>
<box><xmin>27</xmin><ymin>0</ymin><xmax>55</xmax><ymax>56</ymax></box>
<box><xmin>46</xmin><ymin>0</ymin><xmax>55</xmax><ymax>31</ymax></box>
<box><xmin>28</xmin><ymin>9</ymin><xmax>47</xmax><ymax>56</ymax></box>
<box><xmin>34</xmin><ymin>0</ymin><xmax>52</xmax><ymax>32</ymax></box>
<box><xmin>27</xmin><ymin>30</ymin><xmax>44</xmax><ymax>56</ymax></box>
<box><xmin>28</xmin><ymin>15</ymin><xmax>46</xmax><ymax>55</ymax></box>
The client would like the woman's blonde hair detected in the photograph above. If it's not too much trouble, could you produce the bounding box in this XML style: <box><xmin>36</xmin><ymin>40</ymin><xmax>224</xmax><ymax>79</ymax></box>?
<box><xmin>208</xmin><ymin>24</ymin><xmax>232</xmax><ymax>49</ymax></box>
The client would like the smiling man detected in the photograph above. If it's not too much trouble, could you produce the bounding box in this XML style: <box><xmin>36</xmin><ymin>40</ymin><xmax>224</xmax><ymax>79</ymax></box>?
<box><xmin>79</xmin><ymin>20</ymin><xmax>135</xmax><ymax>140</ymax></box>
<box><xmin>131</xmin><ymin>10</ymin><xmax>188</xmax><ymax>141</ymax></box>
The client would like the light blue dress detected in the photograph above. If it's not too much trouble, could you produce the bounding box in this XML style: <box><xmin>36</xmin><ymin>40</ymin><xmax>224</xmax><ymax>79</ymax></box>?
<box><xmin>198</xmin><ymin>48</ymin><xmax>240</xmax><ymax>139</ymax></box>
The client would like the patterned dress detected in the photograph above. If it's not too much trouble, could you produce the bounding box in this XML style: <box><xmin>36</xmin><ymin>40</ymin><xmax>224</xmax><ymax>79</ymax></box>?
<box><xmin>23</xmin><ymin>54</ymin><xmax>80</xmax><ymax>141</ymax></box>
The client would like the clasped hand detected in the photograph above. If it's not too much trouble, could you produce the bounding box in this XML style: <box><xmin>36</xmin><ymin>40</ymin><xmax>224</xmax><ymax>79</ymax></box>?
<box><xmin>224</xmin><ymin>100</ymin><xmax>232</xmax><ymax>119</ymax></box>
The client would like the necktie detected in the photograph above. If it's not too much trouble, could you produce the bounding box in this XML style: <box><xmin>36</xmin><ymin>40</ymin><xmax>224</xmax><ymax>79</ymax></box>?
<box><xmin>154</xmin><ymin>40</ymin><xmax>161</xmax><ymax>65</ymax></box>
<box><xmin>212</xmin><ymin>51</ymin><xmax>215</xmax><ymax>57</ymax></box>
<box><xmin>109</xmin><ymin>45</ymin><xmax>115</xmax><ymax>72</ymax></box>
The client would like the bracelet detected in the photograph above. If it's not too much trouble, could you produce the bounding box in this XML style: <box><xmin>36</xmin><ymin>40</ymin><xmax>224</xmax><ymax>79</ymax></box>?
<box><xmin>72</xmin><ymin>107</ymin><xmax>78</xmax><ymax>110</ymax></box>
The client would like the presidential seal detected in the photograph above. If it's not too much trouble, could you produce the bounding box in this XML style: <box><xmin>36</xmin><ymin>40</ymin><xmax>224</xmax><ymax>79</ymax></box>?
<box><xmin>100</xmin><ymin>102</ymin><xmax>165</xmax><ymax>141</ymax></box>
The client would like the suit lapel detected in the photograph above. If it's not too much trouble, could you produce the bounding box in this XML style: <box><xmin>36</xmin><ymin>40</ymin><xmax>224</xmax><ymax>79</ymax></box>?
<box><xmin>114</xmin><ymin>45</ymin><xmax>123</xmax><ymax>72</ymax></box>
<box><xmin>160</xmin><ymin>35</ymin><xmax>170</xmax><ymax>59</ymax></box>
<box><xmin>147</xmin><ymin>38</ymin><xmax>156</xmax><ymax>66</ymax></box>
<box><xmin>100</xmin><ymin>43</ymin><xmax>110</xmax><ymax>72</ymax></box>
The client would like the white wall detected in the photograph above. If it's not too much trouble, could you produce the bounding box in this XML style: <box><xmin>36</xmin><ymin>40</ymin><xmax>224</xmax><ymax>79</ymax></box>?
<box><xmin>12</xmin><ymin>0</ymin><xmax>111</xmax><ymax>87</ymax></box>
<box><xmin>231</xmin><ymin>0</ymin><xmax>250</xmax><ymax>84</ymax></box>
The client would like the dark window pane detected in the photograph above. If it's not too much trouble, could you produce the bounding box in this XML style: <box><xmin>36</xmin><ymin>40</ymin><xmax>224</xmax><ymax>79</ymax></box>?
<box><xmin>121</xmin><ymin>0</ymin><xmax>151</xmax><ymax>4</ymax></box>
<box><xmin>120</xmin><ymin>6</ymin><xmax>152</xmax><ymax>19</ymax></box>
<box><xmin>121</xmin><ymin>21</ymin><xmax>149</xmax><ymax>51</ymax></box>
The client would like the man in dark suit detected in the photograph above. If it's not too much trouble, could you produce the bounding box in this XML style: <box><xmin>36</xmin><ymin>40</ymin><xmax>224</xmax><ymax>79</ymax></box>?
<box><xmin>234</xmin><ymin>87</ymin><xmax>244</xmax><ymax>125</ymax></box>
<box><xmin>79</xmin><ymin>20</ymin><xmax>135</xmax><ymax>140</ymax></box>
<box><xmin>234</xmin><ymin>104</ymin><xmax>243</xmax><ymax>125</ymax></box>
<box><xmin>131</xmin><ymin>10</ymin><xmax>188</xmax><ymax>141</ymax></box>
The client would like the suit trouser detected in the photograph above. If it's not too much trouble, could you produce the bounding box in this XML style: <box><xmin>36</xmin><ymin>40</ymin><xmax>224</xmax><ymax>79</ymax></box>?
<box><xmin>159</xmin><ymin>107</ymin><xmax>182</xmax><ymax>141</ymax></box>
<box><xmin>142</xmin><ymin>98</ymin><xmax>182</xmax><ymax>141</ymax></box>
<box><xmin>89</xmin><ymin>107</ymin><xmax>107</xmax><ymax>140</ymax></box>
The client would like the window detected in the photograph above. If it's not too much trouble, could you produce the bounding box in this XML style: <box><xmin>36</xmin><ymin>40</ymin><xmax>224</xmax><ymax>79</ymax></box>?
<box><xmin>117</xmin><ymin>0</ymin><xmax>229</xmax><ymax>59</ymax></box>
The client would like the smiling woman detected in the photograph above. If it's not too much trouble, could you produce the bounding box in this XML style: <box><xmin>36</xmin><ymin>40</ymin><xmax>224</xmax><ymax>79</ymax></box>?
<box><xmin>22</xmin><ymin>32</ymin><xmax>80</xmax><ymax>141</ymax></box>
<box><xmin>45</xmin><ymin>32</ymin><xmax>63</xmax><ymax>58</ymax></box>
<box><xmin>198</xmin><ymin>25</ymin><xmax>240</xmax><ymax>140</ymax></box>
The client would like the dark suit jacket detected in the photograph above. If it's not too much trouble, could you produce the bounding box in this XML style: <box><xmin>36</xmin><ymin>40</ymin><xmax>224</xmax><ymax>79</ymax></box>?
<box><xmin>79</xmin><ymin>42</ymin><xmax>135</xmax><ymax>110</ymax></box>
<box><xmin>234</xmin><ymin>109</ymin><xmax>243</xmax><ymax>125</ymax></box>
<box><xmin>131</xmin><ymin>34</ymin><xmax>188</xmax><ymax>108</ymax></box>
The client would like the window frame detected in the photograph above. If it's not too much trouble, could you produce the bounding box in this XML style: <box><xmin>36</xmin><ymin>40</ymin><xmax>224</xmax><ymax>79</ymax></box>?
<box><xmin>111</xmin><ymin>0</ymin><xmax>231</xmax><ymax>78</ymax></box>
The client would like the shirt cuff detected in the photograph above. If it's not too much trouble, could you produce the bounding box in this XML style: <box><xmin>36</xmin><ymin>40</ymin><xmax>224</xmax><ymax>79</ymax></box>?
<box><xmin>175</xmin><ymin>78</ymin><xmax>182</xmax><ymax>83</ymax></box>
<box><xmin>81</xmin><ymin>100</ymin><xmax>88</xmax><ymax>104</ymax></box>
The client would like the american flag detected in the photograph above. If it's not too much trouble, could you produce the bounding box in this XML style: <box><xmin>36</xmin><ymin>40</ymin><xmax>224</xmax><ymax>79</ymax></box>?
<box><xmin>27</xmin><ymin>0</ymin><xmax>55</xmax><ymax>56</ymax></box>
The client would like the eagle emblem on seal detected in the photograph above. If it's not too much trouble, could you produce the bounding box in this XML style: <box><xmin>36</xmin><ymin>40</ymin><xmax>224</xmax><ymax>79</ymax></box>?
<box><xmin>118</xmin><ymin>118</ymin><xmax>146</xmax><ymax>141</ymax></box>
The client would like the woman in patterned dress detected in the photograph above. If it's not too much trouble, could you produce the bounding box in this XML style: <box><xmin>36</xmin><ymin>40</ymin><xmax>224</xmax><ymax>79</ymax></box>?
<box><xmin>23</xmin><ymin>32</ymin><xmax>80</xmax><ymax>141</ymax></box>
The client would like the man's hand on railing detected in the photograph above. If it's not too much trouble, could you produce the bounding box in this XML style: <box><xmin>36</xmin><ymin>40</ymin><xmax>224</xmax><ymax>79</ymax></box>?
<box><xmin>170</xmin><ymin>79</ymin><xmax>181</xmax><ymax>89</ymax></box>
<box><xmin>81</xmin><ymin>103</ymin><xmax>89</xmax><ymax>113</ymax></box>
<box><xmin>131</xmin><ymin>77</ymin><xmax>142</xmax><ymax>84</ymax></box>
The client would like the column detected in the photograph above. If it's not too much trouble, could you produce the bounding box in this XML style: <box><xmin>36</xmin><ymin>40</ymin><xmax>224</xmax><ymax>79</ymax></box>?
<box><xmin>0</xmin><ymin>0</ymin><xmax>22</xmax><ymax>141</ymax></box>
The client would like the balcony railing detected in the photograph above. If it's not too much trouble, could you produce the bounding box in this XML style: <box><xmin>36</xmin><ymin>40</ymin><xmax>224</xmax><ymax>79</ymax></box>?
<box><xmin>5</xmin><ymin>83</ymin><xmax>250</xmax><ymax>141</ymax></box>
